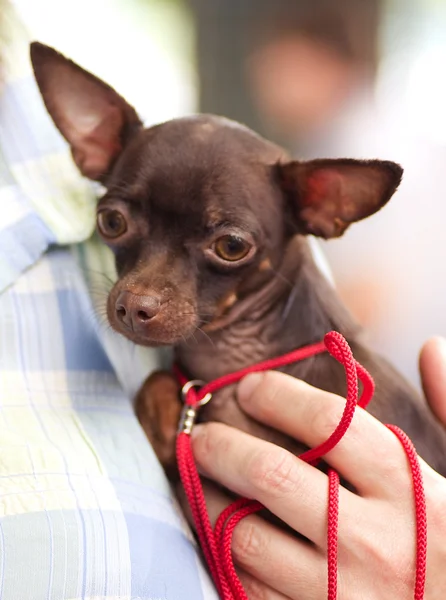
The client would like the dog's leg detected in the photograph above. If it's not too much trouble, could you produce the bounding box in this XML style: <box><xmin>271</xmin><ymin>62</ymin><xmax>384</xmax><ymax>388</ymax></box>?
<box><xmin>135</xmin><ymin>371</ymin><xmax>182</xmax><ymax>480</ymax></box>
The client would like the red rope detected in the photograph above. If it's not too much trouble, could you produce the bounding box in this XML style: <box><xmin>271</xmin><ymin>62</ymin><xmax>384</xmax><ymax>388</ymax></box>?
<box><xmin>175</xmin><ymin>331</ymin><xmax>427</xmax><ymax>599</ymax></box>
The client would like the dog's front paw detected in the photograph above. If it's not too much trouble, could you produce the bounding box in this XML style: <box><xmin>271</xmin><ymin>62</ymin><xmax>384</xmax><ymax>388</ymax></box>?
<box><xmin>135</xmin><ymin>370</ymin><xmax>182</xmax><ymax>481</ymax></box>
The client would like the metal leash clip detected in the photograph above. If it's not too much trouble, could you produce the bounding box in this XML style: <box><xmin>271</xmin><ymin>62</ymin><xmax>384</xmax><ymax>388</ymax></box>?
<box><xmin>178</xmin><ymin>379</ymin><xmax>213</xmax><ymax>434</ymax></box>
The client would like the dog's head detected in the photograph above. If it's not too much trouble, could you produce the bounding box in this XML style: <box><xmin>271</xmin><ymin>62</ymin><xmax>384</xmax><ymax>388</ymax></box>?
<box><xmin>31</xmin><ymin>42</ymin><xmax>402</xmax><ymax>347</ymax></box>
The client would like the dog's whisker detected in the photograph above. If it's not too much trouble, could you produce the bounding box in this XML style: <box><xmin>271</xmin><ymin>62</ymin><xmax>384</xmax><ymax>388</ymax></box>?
<box><xmin>89</xmin><ymin>303</ymin><xmax>108</xmax><ymax>315</ymax></box>
<box><xmin>269</xmin><ymin>266</ymin><xmax>293</xmax><ymax>289</ymax></box>
<box><xmin>97</xmin><ymin>315</ymin><xmax>112</xmax><ymax>330</ymax></box>
<box><xmin>88</xmin><ymin>292</ymin><xmax>110</xmax><ymax>306</ymax></box>
<box><xmin>83</xmin><ymin>268</ymin><xmax>116</xmax><ymax>285</ymax></box>
<box><xmin>195</xmin><ymin>326</ymin><xmax>215</xmax><ymax>347</ymax></box>
<box><xmin>180</xmin><ymin>334</ymin><xmax>194</xmax><ymax>349</ymax></box>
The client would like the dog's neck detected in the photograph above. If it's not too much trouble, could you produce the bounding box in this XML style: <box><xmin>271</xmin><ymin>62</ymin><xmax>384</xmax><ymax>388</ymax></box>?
<box><xmin>175</xmin><ymin>236</ymin><xmax>359</xmax><ymax>382</ymax></box>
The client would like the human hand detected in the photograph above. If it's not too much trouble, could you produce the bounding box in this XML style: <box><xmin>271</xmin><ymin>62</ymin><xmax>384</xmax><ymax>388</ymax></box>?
<box><xmin>420</xmin><ymin>337</ymin><xmax>446</xmax><ymax>427</ymax></box>
<box><xmin>190</xmin><ymin>365</ymin><xmax>446</xmax><ymax>599</ymax></box>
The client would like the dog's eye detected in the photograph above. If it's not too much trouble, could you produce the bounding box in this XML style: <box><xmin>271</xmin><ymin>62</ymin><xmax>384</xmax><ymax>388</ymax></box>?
<box><xmin>213</xmin><ymin>235</ymin><xmax>251</xmax><ymax>262</ymax></box>
<box><xmin>97</xmin><ymin>209</ymin><xmax>127</xmax><ymax>239</ymax></box>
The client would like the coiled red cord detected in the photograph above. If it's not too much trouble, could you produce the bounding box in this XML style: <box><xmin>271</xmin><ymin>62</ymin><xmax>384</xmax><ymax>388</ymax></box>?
<box><xmin>175</xmin><ymin>331</ymin><xmax>427</xmax><ymax>599</ymax></box>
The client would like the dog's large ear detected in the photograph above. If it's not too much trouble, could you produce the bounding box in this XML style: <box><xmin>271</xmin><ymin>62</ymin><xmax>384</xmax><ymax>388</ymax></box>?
<box><xmin>30</xmin><ymin>42</ymin><xmax>142</xmax><ymax>181</ymax></box>
<box><xmin>277</xmin><ymin>159</ymin><xmax>403</xmax><ymax>239</ymax></box>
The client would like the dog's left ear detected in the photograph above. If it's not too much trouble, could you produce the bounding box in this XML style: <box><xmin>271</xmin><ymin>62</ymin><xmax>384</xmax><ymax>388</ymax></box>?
<box><xmin>277</xmin><ymin>158</ymin><xmax>403</xmax><ymax>238</ymax></box>
<box><xmin>30</xmin><ymin>42</ymin><xmax>142</xmax><ymax>182</ymax></box>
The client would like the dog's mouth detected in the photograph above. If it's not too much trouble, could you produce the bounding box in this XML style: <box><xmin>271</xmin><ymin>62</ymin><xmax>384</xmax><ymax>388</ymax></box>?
<box><xmin>109</xmin><ymin>314</ymin><xmax>201</xmax><ymax>347</ymax></box>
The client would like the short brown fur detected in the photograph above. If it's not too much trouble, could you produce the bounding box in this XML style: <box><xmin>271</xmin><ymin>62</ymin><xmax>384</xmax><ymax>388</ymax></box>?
<box><xmin>30</xmin><ymin>42</ymin><xmax>446</xmax><ymax>482</ymax></box>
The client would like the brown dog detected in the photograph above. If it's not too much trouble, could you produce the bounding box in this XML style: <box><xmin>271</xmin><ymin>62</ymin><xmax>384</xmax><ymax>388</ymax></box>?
<box><xmin>30</xmin><ymin>42</ymin><xmax>446</xmax><ymax>482</ymax></box>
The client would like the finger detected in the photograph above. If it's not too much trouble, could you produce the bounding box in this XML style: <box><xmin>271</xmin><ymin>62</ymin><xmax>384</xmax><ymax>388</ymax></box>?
<box><xmin>236</xmin><ymin>568</ymin><xmax>292</xmax><ymax>600</ymax></box>
<box><xmin>237</xmin><ymin>371</ymin><xmax>412</xmax><ymax>497</ymax></box>
<box><xmin>420</xmin><ymin>337</ymin><xmax>446</xmax><ymax>427</ymax></box>
<box><xmin>232</xmin><ymin>515</ymin><xmax>326</xmax><ymax>599</ymax></box>
<box><xmin>191</xmin><ymin>422</ymin><xmax>357</xmax><ymax>546</ymax></box>
<box><xmin>186</xmin><ymin>481</ymin><xmax>326</xmax><ymax>600</ymax></box>
<box><xmin>176</xmin><ymin>486</ymin><xmax>287</xmax><ymax>598</ymax></box>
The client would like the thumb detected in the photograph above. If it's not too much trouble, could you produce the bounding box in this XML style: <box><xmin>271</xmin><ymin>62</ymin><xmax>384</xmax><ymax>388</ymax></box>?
<box><xmin>419</xmin><ymin>337</ymin><xmax>446</xmax><ymax>428</ymax></box>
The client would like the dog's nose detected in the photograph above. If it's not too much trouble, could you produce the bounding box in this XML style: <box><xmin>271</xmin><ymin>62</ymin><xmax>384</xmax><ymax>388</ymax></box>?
<box><xmin>115</xmin><ymin>291</ymin><xmax>161</xmax><ymax>331</ymax></box>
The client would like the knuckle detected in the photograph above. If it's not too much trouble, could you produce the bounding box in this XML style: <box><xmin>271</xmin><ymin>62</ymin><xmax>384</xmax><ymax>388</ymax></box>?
<box><xmin>231</xmin><ymin>518</ymin><xmax>264</xmax><ymax>565</ymax></box>
<box><xmin>261</xmin><ymin>371</ymin><xmax>297</xmax><ymax>406</ymax></box>
<box><xmin>243</xmin><ymin>371</ymin><xmax>295</xmax><ymax>415</ymax></box>
<box><xmin>342</xmin><ymin>510</ymin><xmax>414</xmax><ymax>591</ymax></box>
<box><xmin>245</xmin><ymin>371</ymin><xmax>281</xmax><ymax>411</ymax></box>
<box><xmin>247</xmin><ymin>447</ymin><xmax>299</xmax><ymax>497</ymax></box>
<box><xmin>310</xmin><ymin>402</ymin><xmax>346</xmax><ymax>442</ymax></box>
<box><xmin>425</xmin><ymin>478</ymin><xmax>446</xmax><ymax>532</ymax></box>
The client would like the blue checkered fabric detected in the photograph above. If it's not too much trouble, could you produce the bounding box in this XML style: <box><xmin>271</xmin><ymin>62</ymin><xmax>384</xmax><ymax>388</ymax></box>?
<box><xmin>0</xmin><ymin>2</ymin><xmax>218</xmax><ymax>598</ymax></box>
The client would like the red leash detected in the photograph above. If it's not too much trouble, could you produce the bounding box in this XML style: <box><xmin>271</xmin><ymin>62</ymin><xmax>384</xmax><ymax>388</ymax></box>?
<box><xmin>175</xmin><ymin>331</ymin><xmax>427</xmax><ymax>599</ymax></box>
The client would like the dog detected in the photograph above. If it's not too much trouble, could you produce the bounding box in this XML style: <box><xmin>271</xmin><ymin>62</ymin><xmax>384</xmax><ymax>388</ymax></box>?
<box><xmin>30</xmin><ymin>42</ymin><xmax>446</xmax><ymax>482</ymax></box>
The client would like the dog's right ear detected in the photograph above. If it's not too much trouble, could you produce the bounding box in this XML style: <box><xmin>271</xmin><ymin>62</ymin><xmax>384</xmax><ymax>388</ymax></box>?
<box><xmin>30</xmin><ymin>42</ymin><xmax>142</xmax><ymax>182</ymax></box>
<box><xmin>277</xmin><ymin>158</ymin><xmax>403</xmax><ymax>239</ymax></box>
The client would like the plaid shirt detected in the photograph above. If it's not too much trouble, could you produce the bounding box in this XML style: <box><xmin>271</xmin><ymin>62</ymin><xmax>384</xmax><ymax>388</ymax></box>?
<box><xmin>0</xmin><ymin>2</ymin><xmax>217</xmax><ymax>599</ymax></box>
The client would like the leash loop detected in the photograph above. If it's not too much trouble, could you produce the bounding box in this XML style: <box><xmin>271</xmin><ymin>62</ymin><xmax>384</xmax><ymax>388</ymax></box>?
<box><xmin>178</xmin><ymin>380</ymin><xmax>213</xmax><ymax>434</ymax></box>
<box><xmin>181</xmin><ymin>379</ymin><xmax>213</xmax><ymax>407</ymax></box>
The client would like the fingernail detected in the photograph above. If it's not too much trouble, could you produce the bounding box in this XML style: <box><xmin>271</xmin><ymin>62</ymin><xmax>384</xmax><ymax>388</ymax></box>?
<box><xmin>190</xmin><ymin>425</ymin><xmax>210</xmax><ymax>476</ymax></box>
<box><xmin>238</xmin><ymin>372</ymin><xmax>265</xmax><ymax>404</ymax></box>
